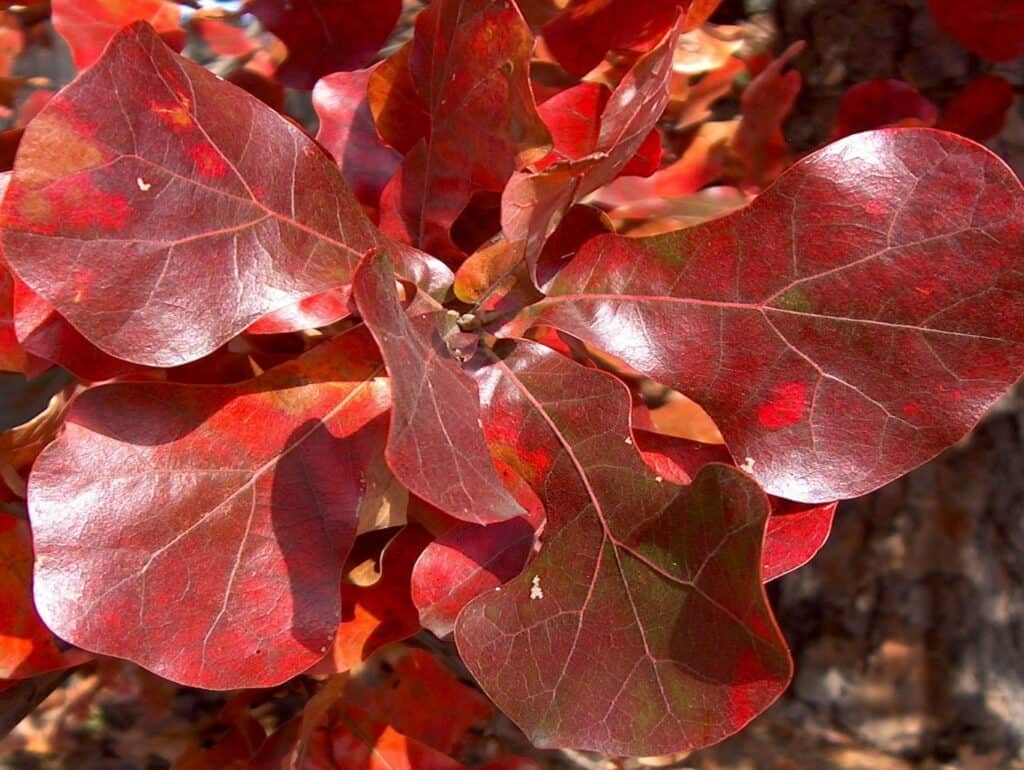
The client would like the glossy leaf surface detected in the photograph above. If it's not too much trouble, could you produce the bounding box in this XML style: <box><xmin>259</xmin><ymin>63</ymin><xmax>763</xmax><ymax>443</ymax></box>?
<box><xmin>457</xmin><ymin>340</ymin><xmax>790</xmax><ymax>755</ymax></box>
<box><xmin>352</xmin><ymin>249</ymin><xmax>524</xmax><ymax>524</ymax></box>
<box><xmin>248</xmin><ymin>0</ymin><xmax>402</xmax><ymax>89</ymax></box>
<box><xmin>28</xmin><ymin>328</ymin><xmax>390</xmax><ymax>689</ymax></box>
<box><xmin>1</xmin><ymin>23</ymin><xmax>386</xmax><ymax>367</ymax></box>
<box><xmin>508</xmin><ymin>129</ymin><xmax>1024</xmax><ymax>502</ymax></box>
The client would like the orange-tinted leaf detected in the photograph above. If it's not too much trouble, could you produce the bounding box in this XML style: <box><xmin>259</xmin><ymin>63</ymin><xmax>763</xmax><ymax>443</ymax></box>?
<box><xmin>51</xmin><ymin>0</ymin><xmax>180</xmax><ymax>70</ymax></box>
<box><xmin>733</xmin><ymin>41</ymin><xmax>803</xmax><ymax>188</ymax></box>
<box><xmin>311</xmin><ymin>524</ymin><xmax>430</xmax><ymax>674</ymax></box>
<box><xmin>0</xmin><ymin>511</ymin><xmax>91</xmax><ymax>678</ymax></box>
<box><xmin>249</xmin><ymin>0</ymin><xmax>402</xmax><ymax>89</ymax></box>
<box><xmin>28</xmin><ymin>327</ymin><xmax>391</xmax><ymax>689</ymax></box>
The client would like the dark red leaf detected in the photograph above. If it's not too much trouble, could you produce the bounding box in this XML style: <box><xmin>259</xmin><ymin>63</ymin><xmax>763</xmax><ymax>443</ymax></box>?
<box><xmin>633</xmin><ymin>430</ymin><xmax>835</xmax><ymax>579</ymax></box>
<box><xmin>1</xmin><ymin>23</ymin><xmax>446</xmax><ymax>368</ymax></box>
<box><xmin>938</xmin><ymin>75</ymin><xmax>1015</xmax><ymax>142</ymax></box>
<box><xmin>762</xmin><ymin>501</ymin><xmax>837</xmax><ymax>581</ymax></box>
<box><xmin>507</xmin><ymin>129</ymin><xmax>1024</xmax><ymax>502</ymax></box>
<box><xmin>248</xmin><ymin>0</ymin><xmax>402</xmax><ymax>90</ymax></box>
<box><xmin>314</xmin><ymin>67</ymin><xmax>402</xmax><ymax>220</ymax></box>
<box><xmin>542</xmin><ymin>0</ymin><xmax>721</xmax><ymax>77</ymax></box>
<box><xmin>51</xmin><ymin>0</ymin><xmax>181</xmax><ymax>70</ymax></box>
<box><xmin>503</xmin><ymin>22</ymin><xmax>679</xmax><ymax>281</ymax></box>
<box><xmin>733</xmin><ymin>41</ymin><xmax>803</xmax><ymax>188</ymax></box>
<box><xmin>0</xmin><ymin>511</ymin><xmax>91</xmax><ymax>678</ymax></box>
<box><xmin>928</xmin><ymin>0</ymin><xmax>1024</xmax><ymax>61</ymax></box>
<box><xmin>225</xmin><ymin>69</ymin><xmax>285</xmax><ymax>114</ymax></box>
<box><xmin>832</xmin><ymin>79</ymin><xmax>938</xmax><ymax>140</ymax></box>
<box><xmin>352</xmin><ymin>249</ymin><xmax>524</xmax><ymax>525</ymax></box>
<box><xmin>28</xmin><ymin>327</ymin><xmax>391</xmax><ymax>688</ymax></box>
<box><xmin>378</xmin><ymin>0</ymin><xmax>551</xmax><ymax>262</ymax></box>
<box><xmin>457</xmin><ymin>340</ymin><xmax>790</xmax><ymax>755</ymax></box>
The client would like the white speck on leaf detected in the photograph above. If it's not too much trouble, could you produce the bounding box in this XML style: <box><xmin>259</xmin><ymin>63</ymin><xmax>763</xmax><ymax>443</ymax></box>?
<box><xmin>655</xmin><ymin>476</ymin><xmax>663</xmax><ymax>483</ymax></box>
<box><xmin>136</xmin><ymin>177</ymin><xmax>152</xmax><ymax>191</ymax></box>
<box><xmin>530</xmin><ymin>575</ymin><xmax>543</xmax><ymax>600</ymax></box>
<box><xmin>740</xmin><ymin>457</ymin><xmax>756</xmax><ymax>473</ymax></box>
<box><xmin>624</xmin><ymin>436</ymin><xmax>632</xmax><ymax>445</ymax></box>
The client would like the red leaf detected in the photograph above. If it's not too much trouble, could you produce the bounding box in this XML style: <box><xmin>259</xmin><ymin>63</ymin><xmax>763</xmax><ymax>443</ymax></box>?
<box><xmin>502</xmin><ymin>22</ymin><xmax>679</xmax><ymax>281</ymax></box>
<box><xmin>11</xmin><ymin>278</ymin><xmax>148</xmax><ymax>381</ymax></box>
<box><xmin>248</xmin><ymin>0</ymin><xmax>402</xmax><ymax>90</ymax></box>
<box><xmin>27</xmin><ymin>327</ymin><xmax>391</xmax><ymax>689</ymax></box>
<box><xmin>51</xmin><ymin>0</ymin><xmax>181</xmax><ymax>70</ymax></box>
<box><xmin>928</xmin><ymin>0</ymin><xmax>1024</xmax><ymax>61</ymax></box>
<box><xmin>0</xmin><ymin>266</ymin><xmax>25</xmax><ymax>374</ymax></box>
<box><xmin>0</xmin><ymin>511</ymin><xmax>91</xmax><ymax>678</ymax></box>
<box><xmin>938</xmin><ymin>75</ymin><xmax>1015</xmax><ymax>142</ymax></box>
<box><xmin>832</xmin><ymin>79</ymin><xmax>939</xmax><ymax>140</ymax></box>
<box><xmin>536</xmin><ymin>82</ymin><xmax>662</xmax><ymax>177</ymax></box>
<box><xmin>633</xmin><ymin>428</ymin><xmax>731</xmax><ymax>485</ymax></box>
<box><xmin>311</xmin><ymin>524</ymin><xmax>431</xmax><ymax>674</ymax></box>
<box><xmin>508</xmin><ymin>129</ymin><xmax>1024</xmax><ymax>502</ymax></box>
<box><xmin>314</xmin><ymin>67</ymin><xmax>402</xmax><ymax>220</ymax></box>
<box><xmin>246</xmin><ymin>288</ymin><xmax>352</xmax><ymax>335</ymax></box>
<box><xmin>411</xmin><ymin>467</ymin><xmax>544</xmax><ymax>638</ymax></box>
<box><xmin>762</xmin><ymin>501</ymin><xmax>837</xmax><ymax>582</ymax></box>
<box><xmin>411</xmin><ymin>517</ymin><xmax>536</xmax><ymax>638</ymax></box>
<box><xmin>457</xmin><ymin>340</ymin><xmax>790</xmax><ymax>755</ymax></box>
<box><xmin>351</xmin><ymin>249</ymin><xmax>524</xmax><ymax>524</ymax></box>
<box><xmin>1</xmin><ymin>23</ymin><xmax>444</xmax><ymax>368</ymax></box>
<box><xmin>378</xmin><ymin>0</ymin><xmax>551</xmax><ymax>262</ymax></box>
<box><xmin>189</xmin><ymin>15</ymin><xmax>259</xmax><ymax>59</ymax></box>
<box><xmin>542</xmin><ymin>0</ymin><xmax>722</xmax><ymax>77</ymax></box>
